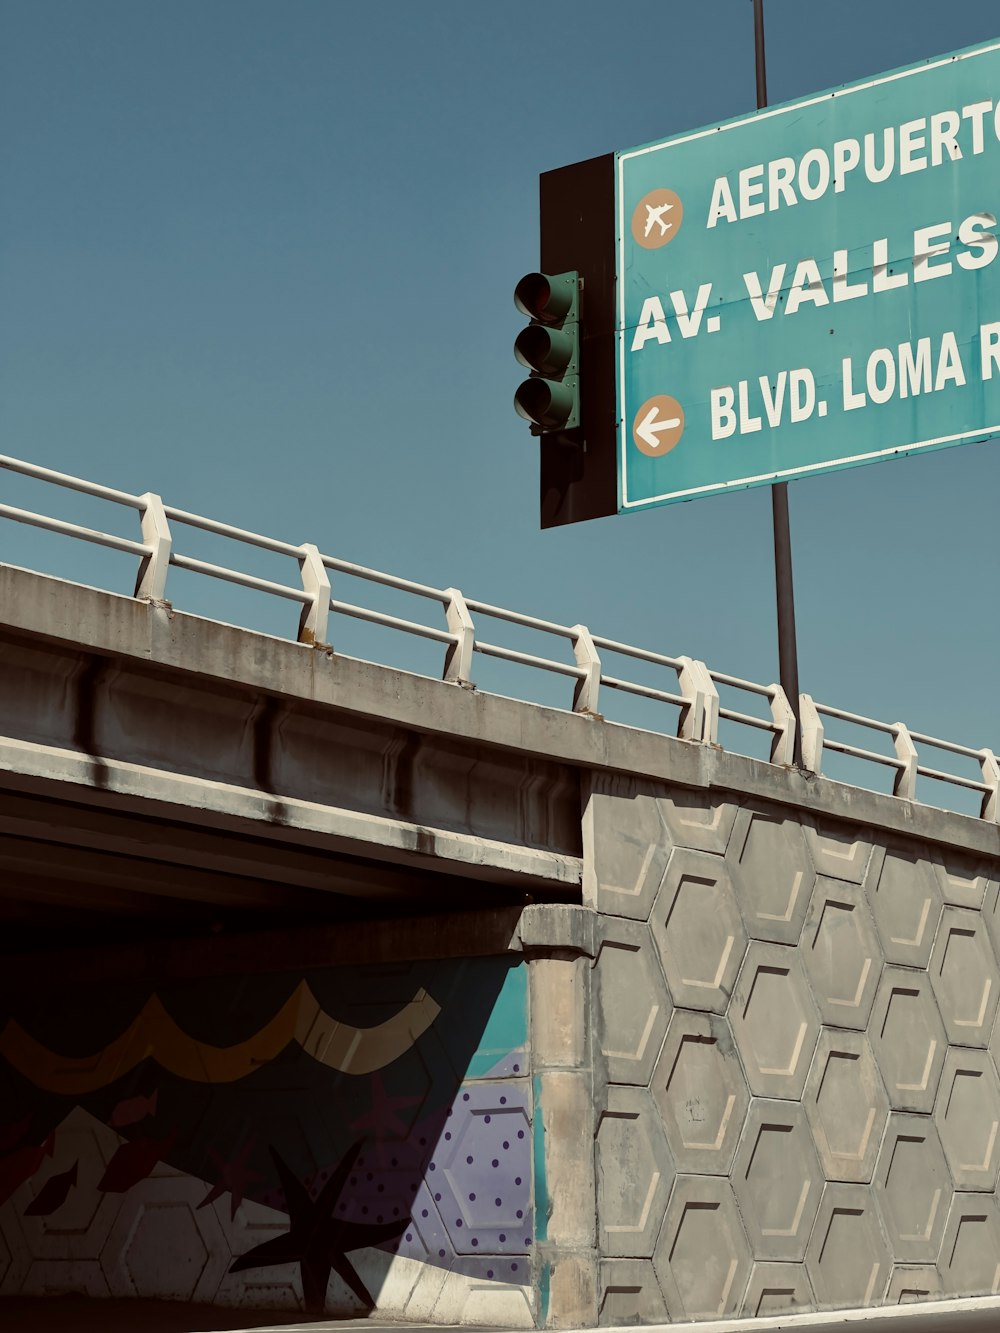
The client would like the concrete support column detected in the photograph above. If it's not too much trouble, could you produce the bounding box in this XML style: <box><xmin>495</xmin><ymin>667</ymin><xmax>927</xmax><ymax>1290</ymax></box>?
<box><xmin>519</xmin><ymin>904</ymin><xmax>599</xmax><ymax>1330</ymax></box>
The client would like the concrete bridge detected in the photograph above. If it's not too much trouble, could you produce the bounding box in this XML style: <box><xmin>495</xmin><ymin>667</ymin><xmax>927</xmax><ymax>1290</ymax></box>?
<box><xmin>3</xmin><ymin>456</ymin><xmax>1000</xmax><ymax>1332</ymax></box>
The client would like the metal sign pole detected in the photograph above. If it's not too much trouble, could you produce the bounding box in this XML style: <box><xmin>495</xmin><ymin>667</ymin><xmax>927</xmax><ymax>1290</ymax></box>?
<box><xmin>753</xmin><ymin>0</ymin><xmax>803</xmax><ymax>766</ymax></box>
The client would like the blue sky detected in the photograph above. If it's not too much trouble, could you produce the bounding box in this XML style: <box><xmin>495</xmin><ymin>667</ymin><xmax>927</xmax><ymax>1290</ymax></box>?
<box><xmin>2</xmin><ymin>1</ymin><xmax>999</xmax><ymax>807</ymax></box>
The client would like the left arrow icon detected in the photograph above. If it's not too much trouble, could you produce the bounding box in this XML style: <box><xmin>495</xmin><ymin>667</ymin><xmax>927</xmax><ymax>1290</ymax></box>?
<box><xmin>633</xmin><ymin>395</ymin><xmax>685</xmax><ymax>457</ymax></box>
<box><xmin>636</xmin><ymin>405</ymin><xmax>682</xmax><ymax>449</ymax></box>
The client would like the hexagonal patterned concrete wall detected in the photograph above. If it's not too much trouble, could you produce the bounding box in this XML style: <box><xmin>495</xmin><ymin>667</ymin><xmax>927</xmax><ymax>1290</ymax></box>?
<box><xmin>587</xmin><ymin>771</ymin><xmax>1000</xmax><ymax>1325</ymax></box>
<box><xmin>731</xmin><ymin>1100</ymin><xmax>821</xmax><ymax>1262</ymax></box>
<box><xmin>596</xmin><ymin>1088</ymin><xmax>672</xmax><ymax>1259</ymax></box>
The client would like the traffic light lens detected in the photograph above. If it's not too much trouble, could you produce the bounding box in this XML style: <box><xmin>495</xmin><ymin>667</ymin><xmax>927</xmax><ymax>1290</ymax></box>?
<box><xmin>514</xmin><ymin>377</ymin><xmax>576</xmax><ymax>431</ymax></box>
<box><xmin>514</xmin><ymin>272</ymin><xmax>571</xmax><ymax>325</ymax></box>
<box><xmin>514</xmin><ymin>325</ymin><xmax>574</xmax><ymax>378</ymax></box>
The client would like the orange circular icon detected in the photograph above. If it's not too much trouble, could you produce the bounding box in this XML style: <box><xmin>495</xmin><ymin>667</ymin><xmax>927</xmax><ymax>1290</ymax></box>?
<box><xmin>631</xmin><ymin>189</ymin><xmax>684</xmax><ymax>249</ymax></box>
<box><xmin>633</xmin><ymin>395</ymin><xmax>684</xmax><ymax>457</ymax></box>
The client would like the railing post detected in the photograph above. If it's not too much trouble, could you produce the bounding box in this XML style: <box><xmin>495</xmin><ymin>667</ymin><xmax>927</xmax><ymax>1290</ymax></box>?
<box><xmin>980</xmin><ymin>749</ymin><xmax>1000</xmax><ymax>822</ymax></box>
<box><xmin>443</xmin><ymin>588</ymin><xmax>475</xmax><ymax>685</ymax></box>
<box><xmin>696</xmin><ymin>660</ymin><xmax>720</xmax><ymax>743</ymax></box>
<box><xmin>799</xmin><ymin>693</ymin><xmax>824</xmax><ymax>774</ymax></box>
<box><xmin>570</xmin><ymin>624</ymin><xmax>601</xmax><ymax>715</ymax></box>
<box><xmin>677</xmin><ymin>657</ymin><xmax>719</xmax><ymax>744</ymax></box>
<box><xmin>134</xmin><ymin>493</ymin><xmax>172</xmax><ymax>601</ymax></box>
<box><xmin>768</xmin><ymin>683</ymin><xmax>796</xmax><ymax>766</ymax></box>
<box><xmin>297</xmin><ymin>544</ymin><xmax>331</xmax><ymax>647</ymax></box>
<box><xmin>676</xmin><ymin>657</ymin><xmax>703</xmax><ymax>742</ymax></box>
<box><xmin>892</xmin><ymin>722</ymin><xmax>919</xmax><ymax>800</ymax></box>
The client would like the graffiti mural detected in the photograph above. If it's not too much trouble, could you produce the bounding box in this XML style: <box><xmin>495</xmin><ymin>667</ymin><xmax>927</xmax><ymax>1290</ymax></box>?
<box><xmin>0</xmin><ymin>954</ymin><xmax>535</xmax><ymax>1326</ymax></box>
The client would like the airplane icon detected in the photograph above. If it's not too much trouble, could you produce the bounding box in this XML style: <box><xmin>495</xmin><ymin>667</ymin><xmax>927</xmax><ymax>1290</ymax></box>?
<box><xmin>632</xmin><ymin>189</ymin><xmax>683</xmax><ymax>250</ymax></box>
<box><xmin>644</xmin><ymin>202</ymin><xmax>674</xmax><ymax>239</ymax></box>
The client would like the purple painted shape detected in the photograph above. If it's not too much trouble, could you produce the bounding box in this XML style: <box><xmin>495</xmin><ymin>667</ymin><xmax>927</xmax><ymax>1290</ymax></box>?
<box><xmin>450</xmin><ymin>1252</ymin><xmax>530</xmax><ymax>1283</ymax></box>
<box><xmin>392</xmin><ymin>1181</ymin><xmax>453</xmax><ymax>1265</ymax></box>
<box><xmin>388</xmin><ymin>1179</ymin><xmax>531</xmax><ymax>1282</ymax></box>
<box><xmin>332</xmin><ymin>1139</ymin><xmax>426</xmax><ymax>1230</ymax></box>
<box><xmin>430</xmin><ymin>1081</ymin><xmax>532</xmax><ymax>1255</ymax></box>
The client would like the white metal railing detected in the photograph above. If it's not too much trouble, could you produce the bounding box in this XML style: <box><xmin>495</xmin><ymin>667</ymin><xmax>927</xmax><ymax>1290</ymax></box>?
<box><xmin>799</xmin><ymin>697</ymin><xmax>999</xmax><ymax>820</ymax></box>
<box><xmin>1</xmin><ymin>451</ymin><xmax>997</xmax><ymax>822</ymax></box>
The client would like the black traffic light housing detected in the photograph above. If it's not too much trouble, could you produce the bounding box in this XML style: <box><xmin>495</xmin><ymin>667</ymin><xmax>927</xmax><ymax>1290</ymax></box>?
<box><xmin>529</xmin><ymin>153</ymin><xmax>618</xmax><ymax>529</ymax></box>
<box><xmin>513</xmin><ymin>270</ymin><xmax>581</xmax><ymax>434</ymax></box>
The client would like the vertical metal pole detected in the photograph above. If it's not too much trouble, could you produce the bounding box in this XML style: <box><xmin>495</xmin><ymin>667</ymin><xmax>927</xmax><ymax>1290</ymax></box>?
<box><xmin>754</xmin><ymin>0</ymin><xmax>803</xmax><ymax>765</ymax></box>
<box><xmin>753</xmin><ymin>0</ymin><xmax>768</xmax><ymax>109</ymax></box>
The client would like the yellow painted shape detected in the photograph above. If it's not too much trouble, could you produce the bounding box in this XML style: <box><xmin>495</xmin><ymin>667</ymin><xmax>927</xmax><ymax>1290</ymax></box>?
<box><xmin>0</xmin><ymin>983</ymin><xmax>441</xmax><ymax>1093</ymax></box>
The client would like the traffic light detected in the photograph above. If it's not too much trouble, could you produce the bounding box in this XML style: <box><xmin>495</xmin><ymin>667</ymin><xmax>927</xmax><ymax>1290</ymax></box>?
<box><xmin>513</xmin><ymin>270</ymin><xmax>580</xmax><ymax>435</ymax></box>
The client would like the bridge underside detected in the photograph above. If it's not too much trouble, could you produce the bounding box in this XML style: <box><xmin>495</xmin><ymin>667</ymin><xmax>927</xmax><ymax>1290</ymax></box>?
<box><xmin>0</xmin><ymin>782</ymin><xmax>534</xmax><ymax>953</ymax></box>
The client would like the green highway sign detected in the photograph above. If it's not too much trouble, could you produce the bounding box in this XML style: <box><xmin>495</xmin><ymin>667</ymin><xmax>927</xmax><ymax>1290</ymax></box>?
<box><xmin>618</xmin><ymin>38</ymin><xmax>1000</xmax><ymax>511</ymax></box>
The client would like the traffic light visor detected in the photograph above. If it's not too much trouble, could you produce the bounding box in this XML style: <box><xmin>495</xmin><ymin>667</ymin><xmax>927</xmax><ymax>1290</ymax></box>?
<box><xmin>514</xmin><ymin>272</ymin><xmax>573</xmax><ymax>325</ymax></box>
<box><xmin>514</xmin><ymin>377</ymin><xmax>577</xmax><ymax>431</ymax></box>
<box><xmin>514</xmin><ymin>324</ymin><xmax>575</xmax><ymax>378</ymax></box>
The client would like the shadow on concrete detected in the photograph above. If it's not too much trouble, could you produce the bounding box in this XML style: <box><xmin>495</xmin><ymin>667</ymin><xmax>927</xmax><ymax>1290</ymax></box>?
<box><xmin>0</xmin><ymin>1295</ymin><xmax>310</xmax><ymax>1331</ymax></box>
